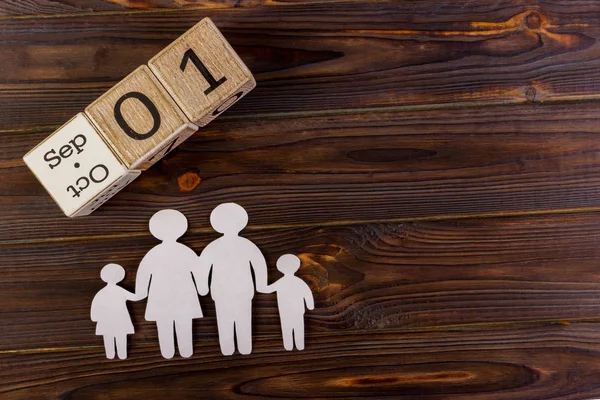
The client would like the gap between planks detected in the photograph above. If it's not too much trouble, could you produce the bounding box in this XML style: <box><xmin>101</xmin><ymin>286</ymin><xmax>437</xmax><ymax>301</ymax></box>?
<box><xmin>3</xmin><ymin>206</ymin><xmax>600</xmax><ymax>247</ymax></box>
<box><xmin>1</xmin><ymin>317</ymin><xmax>598</xmax><ymax>356</ymax></box>
<box><xmin>4</xmin><ymin>96</ymin><xmax>600</xmax><ymax>136</ymax></box>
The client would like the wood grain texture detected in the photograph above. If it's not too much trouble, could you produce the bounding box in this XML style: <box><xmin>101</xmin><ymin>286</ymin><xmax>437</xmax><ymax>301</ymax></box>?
<box><xmin>2</xmin><ymin>325</ymin><xmax>600</xmax><ymax>399</ymax></box>
<box><xmin>2</xmin><ymin>1</ymin><xmax>600</xmax><ymax>129</ymax></box>
<box><xmin>4</xmin><ymin>1</ymin><xmax>600</xmax><ymax>398</ymax></box>
<box><xmin>5</xmin><ymin>102</ymin><xmax>600</xmax><ymax>242</ymax></box>
<box><xmin>2</xmin><ymin>213</ymin><xmax>600</xmax><ymax>351</ymax></box>
<box><xmin>85</xmin><ymin>65</ymin><xmax>197</xmax><ymax>170</ymax></box>
<box><xmin>0</xmin><ymin>0</ymin><xmax>264</xmax><ymax>17</ymax></box>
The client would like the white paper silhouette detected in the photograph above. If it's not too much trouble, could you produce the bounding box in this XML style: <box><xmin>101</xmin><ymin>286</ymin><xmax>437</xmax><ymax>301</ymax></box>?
<box><xmin>135</xmin><ymin>209</ymin><xmax>204</xmax><ymax>359</ymax></box>
<box><xmin>264</xmin><ymin>254</ymin><xmax>314</xmax><ymax>351</ymax></box>
<box><xmin>91</xmin><ymin>264</ymin><xmax>138</xmax><ymax>359</ymax></box>
<box><xmin>197</xmin><ymin>203</ymin><xmax>269</xmax><ymax>356</ymax></box>
<box><xmin>91</xmin><ymin>205</ymin><xmax>317</xmax><ymax>359</ymax></box>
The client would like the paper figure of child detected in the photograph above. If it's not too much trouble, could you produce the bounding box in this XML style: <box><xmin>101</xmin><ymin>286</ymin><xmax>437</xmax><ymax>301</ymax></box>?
<box><xmin>264</xmin><ymin>254</ymin><xmax>314</xmax><ymax>351</ymax></box>
<box><xmin>91</xmin><ymin>264</ymin><xmax>139</xmax><ymax>359</ymax></box>
<box><xmin>135</xmin><ymin>209</ymin><xmax>204</xmax><ymax>359</ymax></box>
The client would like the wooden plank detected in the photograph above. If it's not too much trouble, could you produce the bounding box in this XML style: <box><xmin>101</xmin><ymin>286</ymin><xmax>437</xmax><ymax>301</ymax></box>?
<box><xmin>5</xmin><ymin>102</ymin><xmax>600</xmax><ymax>242</ymax></box>
<box><xmin>2</xmin><ymin>324</ymin><xmax>600</xmax><ymax>399</ymax></box>
<box><xmin>2</xmin><ymin>1</ymin><xmax>600</xmax><ymax>129</ymax></box>
<box><xmin>0</xmin><ymin>0</ymin><xmax>263</xmax><ymax>17</ymax></box>
<box><xmin>0</xmin><ymin>0</ymin><xmax>122</xmax><ymax>16</ymax></box>
<box><xmin>2</xmin><ymin>213</ymin><xmax>600</xmax><ymax>351</ymax></box>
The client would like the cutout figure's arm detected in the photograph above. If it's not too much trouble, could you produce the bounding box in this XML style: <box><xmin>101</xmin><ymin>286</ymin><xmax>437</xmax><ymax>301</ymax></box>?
<box><xmin>135</xmin><ymin>254</ymin><xmax>153</xmax><ymax>299</ymax></box>
<box><xmin>124</xmin><ymin>289</ymin><xmax>141</xmax><ymax>301</ymax></box>
<box><xmin>194</xmin><ymin>247</ymin><xmax>213</xmax><ymax>296</ymax></box>
<box><xmin>90</xmin><ymin>294</ymin><xmax>100</xmax><ymax>322</ymax></box>
<box><xmin>117</xmin><ymin>286</ymin><xmax>142</xmax><ymax>301</ymax></box>
<box><xmin>262</xmin><ymin>280</ymin><xmax>280</xmax><ymax>294</ymax></box>
<box><xmin>304</xmin><ymin>284</ymin><xmax>315</xmax><ymax>311</ymax></box>
<box><xmin>249</xmin><ymin>243</ymin><xmax>269</xmax><ymax>293</ymax></box>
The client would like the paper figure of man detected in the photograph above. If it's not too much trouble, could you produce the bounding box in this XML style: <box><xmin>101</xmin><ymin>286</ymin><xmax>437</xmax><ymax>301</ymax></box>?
<box><xmin>196</xmin><ymin>203</ymin><xmax>268</xmax><ymax>355</ymax></box>
<box><xmin>91</xmin><ymin>263</ymin><xmax>139</xmax><ymax>359</ymax></box>
<box><xmin>264</xmin><ymin>254</ymin><xmax>314</xmax><ymax>351</ymax></box>
<box><xmin>135</xmin><ymin>210</ymin><xmax>204</xmax><ymax>359</ymax></box>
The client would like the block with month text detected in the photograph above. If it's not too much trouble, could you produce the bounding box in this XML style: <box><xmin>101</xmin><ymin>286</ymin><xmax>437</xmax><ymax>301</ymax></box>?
<box><xmin>23</xmin><ymin>113</ymin><xmax>140</xmax><ymax>217</ymax></box>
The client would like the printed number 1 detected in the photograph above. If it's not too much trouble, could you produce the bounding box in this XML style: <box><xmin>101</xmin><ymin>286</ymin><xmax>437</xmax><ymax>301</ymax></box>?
<box><xmin>180</xmin><ymin>49</ymin><xmax>227</xmax><ymax>95</ymax></box>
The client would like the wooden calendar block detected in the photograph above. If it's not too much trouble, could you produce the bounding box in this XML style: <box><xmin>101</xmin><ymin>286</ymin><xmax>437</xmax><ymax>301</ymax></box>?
<box><xmin>71</xmin><ymin>169</ymin><xmax>141</xmax><ymax>217</ymax></box>
<box><xmin>148</xmin><ymin>18</ymin><xmax>256</xmax><ymax>127</ymax></box>
<box><xmin>85</xmin><ymin>66</ymin><xmax>198</xmax><ymax>171</ymax></box>
<box><xmin>23</xmin><ymin>113</ymin><xmax>140</xmax><ymax>217</ymax></box>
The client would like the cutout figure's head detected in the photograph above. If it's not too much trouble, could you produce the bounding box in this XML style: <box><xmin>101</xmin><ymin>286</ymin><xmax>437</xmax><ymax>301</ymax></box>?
<box><xmin>101</xmin><ymin>263</ymin><xmax>125</xmax><ymax>284</ymax></box>
<box><xmin>150</xmin><ymin>209</ymin><xmax>188</xmax><ymax>242</ymax></box>
<box><xmin>277</xmin><ymin>254</ymin><xmax>301</xmax><ymax>275</ymax></box>
<box><xmin>210</xmin><ymin>203</ymin><xmax>248</xmax><ymax>235</ymax></box>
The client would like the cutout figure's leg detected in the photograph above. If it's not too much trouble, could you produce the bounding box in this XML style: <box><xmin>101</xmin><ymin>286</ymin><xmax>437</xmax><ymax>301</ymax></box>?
<box><xmin>282</xmin><ymin>326</ymin><xmax>294</xmax><ymax>351</ymax></box>
<box><xmin>293</xmin><ymin>317</ymin><xmax>305</xmax><ymax>351</ymax></box>
<box><xmin>175</xmin><ymin>318</ymin><xmax>193</xmax><ymax>358</ymax></box>
<box><xmin>103</xmin><ymin>335</ymin><xmax>115</xmax><ymax>359</ymax></box>
<box><xmin>215</xmin><ymin>301</ymin><xmax>235</xmax><ymax>356</ymax></box>
<box><xmin>116</xmin><ymin>335</ymin><xmax>128</xmax><ymax>359</ymax></box>
<box><xmin>280</xmin><ymin>315</ymin><xmax>294</xmax><ymax>351</ymax></box>
<box><xmin>236</xmin><ymin>300</ymin><xmax>252</xmax><ymax>355</ymax></box>
<box><xmin>156</xmin><ymin>320</ymin><xmax>175</xmax><ymax>359</ymax></box>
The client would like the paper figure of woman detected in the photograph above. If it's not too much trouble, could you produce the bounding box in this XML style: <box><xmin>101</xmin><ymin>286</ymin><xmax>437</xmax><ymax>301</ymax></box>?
<box><xmin>135</xmin><ymin>210</ymin><xmax>204</xmax><ymax>358</ymax></box>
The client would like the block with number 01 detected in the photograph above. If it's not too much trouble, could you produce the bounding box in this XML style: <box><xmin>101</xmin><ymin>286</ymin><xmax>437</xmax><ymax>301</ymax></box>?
<box><xmin>149</xmin><ymin>18</ymin><xmax>256</xmax><ymax>127</ymax></box>
<box><xmin>23</xmin><ymin>17</ymin><xmax>255</xmax><ymax>217</ymax></box>
<box><xmin>23</xmin><ymin>114</ymin><xmax>141</xmax><ymax>217</ymax></box>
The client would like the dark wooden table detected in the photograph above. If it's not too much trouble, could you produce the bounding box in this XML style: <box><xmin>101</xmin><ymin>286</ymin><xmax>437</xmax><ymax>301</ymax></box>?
<box><xmin>3</xmin><ymin>1</ymin><xmax>600</xmax><ymax>398</ymax></box>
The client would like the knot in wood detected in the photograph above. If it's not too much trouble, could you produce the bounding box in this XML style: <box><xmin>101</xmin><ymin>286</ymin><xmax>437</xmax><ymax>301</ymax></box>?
<box><xmin>177</xmin><ymin>171</ymin><xmax>201</xmax><ymax>192</ymax></box>
<box><xmin>525</xmin><ymin>12</ymin><xmax>543</xmax><ymax>30</ymax></box>
<box><xmin>525</xmin><ymin>86</ymin><xmax>537</xmax><ymax>102</ymax></box>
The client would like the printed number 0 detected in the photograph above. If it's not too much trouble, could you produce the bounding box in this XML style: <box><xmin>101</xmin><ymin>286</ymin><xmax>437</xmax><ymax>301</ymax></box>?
<box><xmin>114</xmin><ymin>92</ymin><xmax>162</xmax><ymax>141</ymax></box>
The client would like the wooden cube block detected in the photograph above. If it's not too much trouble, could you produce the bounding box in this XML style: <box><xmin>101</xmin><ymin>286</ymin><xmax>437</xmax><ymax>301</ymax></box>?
<box><xmin>23</xmin><ymin>113</ymin><xmax>141</xmax><ymax>217</ymax></box>
<box><xmin>148</xmin><ymin>18</ymin><xmax>256</xmax><ymax>127</ymax></box>
<box><xmin>85</xmin><ymin>66</ymin><xmax>198</xmax><ymax>171</ymax></box>
<box><xmin>71</xmin><ymin>169</ymin><xmax>140</xmax><ymax>217</ymax></box>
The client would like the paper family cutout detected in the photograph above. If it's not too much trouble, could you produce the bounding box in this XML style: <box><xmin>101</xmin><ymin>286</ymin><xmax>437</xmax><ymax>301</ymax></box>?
<box><xmin>90</xmin><ymin>203</ymin><xmax>314</xmax><ymax>359</ymax></box>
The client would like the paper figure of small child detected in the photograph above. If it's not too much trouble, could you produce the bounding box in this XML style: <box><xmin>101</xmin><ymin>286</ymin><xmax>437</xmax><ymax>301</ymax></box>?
<box><xmin>91</xmin><ymin>264</ymin><xmax>139</xmax><ymax>359</ymax></box>
<box><xmin>264</xmin><ymin>254</ymin><xmax>314</xmax><ymax>351</ymax></box>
